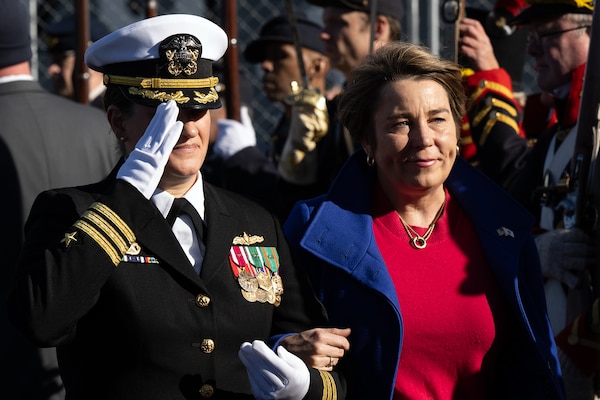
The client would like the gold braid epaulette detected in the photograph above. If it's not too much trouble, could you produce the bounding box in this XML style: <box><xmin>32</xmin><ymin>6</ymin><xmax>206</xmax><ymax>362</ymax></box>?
<box><xmin>318</xmin><ymin>370</ymin><xmax>337</xmax><ymax>400</ymax></box>
<box><xmin>72</xmin><ymin>202</ymin><xmax>136</xmax><ymax>266</ymax></box>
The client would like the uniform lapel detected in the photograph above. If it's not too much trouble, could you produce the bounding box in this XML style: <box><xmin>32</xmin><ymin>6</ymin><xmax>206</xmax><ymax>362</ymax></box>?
<box><xmin>135</xmin><ymin>210</ymin><xmax>204</xmax><ymax>286</ymax></box>
<box><xmin>199</xmin><ymin>184</ymin><xmax>237</xmax><ymax>284</ymax></box>
<box><xmin>301</xmin><ymin>200</ymin><xmax>401</xmax><ymax>313</ymax></box>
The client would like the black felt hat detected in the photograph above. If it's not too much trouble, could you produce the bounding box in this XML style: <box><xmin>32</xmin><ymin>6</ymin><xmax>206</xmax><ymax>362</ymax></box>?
<box><xmin>45</xmin><ymin>15</ymin><xmax>111</xmax><ymax>54</ymax></box>
<box><xmin>244</xmin><ymin>12</ymin><xmax>326</xmax><ymax>63</ymax></box>
<box><xmin>511</xmin><ymin>0</ymin><xmax>594</xmax><ymax>25</ymax></box>
<box><xmin>308</xmin><ymin>0</ymin><xmax>404</xmax><ymax>21</ymax></box>
<box><xmin>0</xmin><ymin>0</ymin><xmax>32</xmax><ymax>68</ymax></box>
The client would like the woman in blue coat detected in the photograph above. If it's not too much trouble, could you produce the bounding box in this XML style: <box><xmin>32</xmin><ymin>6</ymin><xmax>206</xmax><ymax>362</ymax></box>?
<box><xmin>283</xmin><ymin>42</ymin><xmax>565</xmax><ymax>399</ymax></box>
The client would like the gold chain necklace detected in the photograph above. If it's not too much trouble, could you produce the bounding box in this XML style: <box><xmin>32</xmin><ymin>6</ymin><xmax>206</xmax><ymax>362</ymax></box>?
<box><xmin>397</xmin><ymin>200</ymin><xmax>446</xmax><ymax>250</ymax></box>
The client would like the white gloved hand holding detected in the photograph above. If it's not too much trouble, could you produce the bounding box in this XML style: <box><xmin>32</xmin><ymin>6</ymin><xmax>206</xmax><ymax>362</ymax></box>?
<box><xmin>238</xmin><ymin>340</ymin><xmax>310</xmax><ymax>400</ymax></box>
<box><xmin>117</xmin><ymin>100</ymin><xmax>183</xmax><ymax>199</ymax></box>
<box><xmin>535</xmin><ymin>227</ymin><xmax>593</xmax><ymax>289</ymax></box>
<box><xmin>213</xmin><ymin>105</ymin><xmax>256</xmax><ymax>160</ymax></box>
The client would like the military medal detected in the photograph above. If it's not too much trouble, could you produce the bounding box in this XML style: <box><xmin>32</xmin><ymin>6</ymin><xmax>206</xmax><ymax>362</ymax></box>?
<box><xmin>256</xmin><ymin>271</ymin><xmax>272</xmax><ymax>291</ymax></box>
<box><xmin>256</xmin><ymin>288</ymin><xmax>268</xmax><ymax>303</ymax></box>
<box><xmin>238</xmin><ymin>269</ymin><xmax>258</xmax><ymax>292</ymax></box>
<box><xmin>229</xmin><ymin>233</ymin><xmax>284</xmax><ymax>307</ymax></box>
<box><xmin>266</xmin><ymin>287</ymin><xmax>276</xmax><ymax>304</ymax></box>
<box><xmin>272</xmin><ymin>275</ymin><xmax>284</xmax><ymax>295</ymax></box>
<box><xmin>241</xmin><ymin>288</ymin><xmax>257</xmax><ymax>302</ymax></box>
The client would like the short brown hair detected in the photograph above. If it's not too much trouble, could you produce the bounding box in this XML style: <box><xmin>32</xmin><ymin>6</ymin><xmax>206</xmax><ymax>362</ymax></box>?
<box><xmin>337</xmin><ymin>41</ymin><xmax>466</xmax><ymax>148</ymax></box>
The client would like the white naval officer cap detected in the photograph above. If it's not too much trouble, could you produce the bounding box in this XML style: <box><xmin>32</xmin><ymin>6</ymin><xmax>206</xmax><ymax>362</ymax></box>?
<box><xmin>85</xmin><ymin>14</ymin><xmax>227</xmax><ymax>110</ymax></box>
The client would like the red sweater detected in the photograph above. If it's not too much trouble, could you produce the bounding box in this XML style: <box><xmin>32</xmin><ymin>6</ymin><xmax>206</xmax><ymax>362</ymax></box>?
<box><xmin>372</xmin><ymin>184</ymin><xmax>509</xmax><ymax>399</ymax></box>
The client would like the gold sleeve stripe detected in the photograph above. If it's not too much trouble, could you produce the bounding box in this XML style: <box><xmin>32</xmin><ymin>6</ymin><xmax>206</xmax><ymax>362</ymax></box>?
<box><xmin>479</xmin><ymin>113</ymin><xmax>520</xmax><ymax>146</ymax></box>
<box><xmin>472</xmin><ymin>100</ymin><xmax>518</xmax><ymax>129</ymax></box>
<box><xmin>104</xmin><ymin>74</ymin><xmax>219</xmax><ymax>90</ymax></box>
<box><xmin>81</xmin><ymin>210</ymin><xmax>129</xmax><ymax>254</ymax></box>
<box><xmin>318</xmin><ymin>370</ymin><xmax>337</xmax><ymax>400</ymax></box>
<box><xmin>472</xmin><ymin>105</ymin><xmax>492</xmax><ymax>128</ymax></box>
<box><xmin>460</xmin><ymin>134</ymin><xmax>473</xmax><ymax>145</ymax></box>
<box><xmin>90</xmin><ymin>202</ymin><xmax>135</xmax><ymax>242</ymax></box>
<box><xmin>481</xmin><ymin>81</ymin><xmax>514</xmax><ymax>99</ymax></box>
<box><xmin>469</xmin><ymin>80</ymin><xmax>514</xmax><ymax>107</ymax></box>
<box><xmin>73</xmin><ymin>219</ymin><xmax>122</xmax><ymax>265</ymax></box>
<box><xmin>490</xmin><ymin>98</ymin><xmax>518</xmax><ymax>117</ymax></box>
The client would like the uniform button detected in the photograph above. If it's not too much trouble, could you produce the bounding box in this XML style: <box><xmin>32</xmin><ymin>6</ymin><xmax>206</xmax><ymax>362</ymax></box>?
<box><xmin>196</xmin><ymin>294</ymin><xmax>211</xmax><ymax>307</ymax></box>
<box><xmin>199</xmin><ymin>383</ymin><xmax>215</xmax><ymax>398</ymax></box>
<box><xmin>200</xmin><ymin>338</ymin><xmax>215</xmax><ymax>353</ymax></box>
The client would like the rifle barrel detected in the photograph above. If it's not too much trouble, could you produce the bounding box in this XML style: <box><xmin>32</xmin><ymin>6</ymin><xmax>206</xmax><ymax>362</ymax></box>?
<box><xmin>284</xmin><ymin>0</ymin><xmax>310</xmax><ymax>90</ymax></box>
<box><xmin>75</xmin><ymin>0</ymin><xmax>90</xmax><ymax>104</ymax></box>
<box><xmin>146</xmin><ymin>0</ymin><xmax>158</xmax><ymax>18</ymax></box>
<box><xmin>224</xmin><ymin>0</ymin><xmax>241</xmax><ymax>121</ymax></box>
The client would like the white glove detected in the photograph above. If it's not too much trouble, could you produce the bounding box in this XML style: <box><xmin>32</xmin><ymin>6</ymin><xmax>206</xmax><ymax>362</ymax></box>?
<box><xmin>116</xmin><ymin>100</ymin><xmax>183</xmax><ymax>199</ymax></box>
<box><xmin>238</xmin><ymin>340</ymin><xmax>310</xmax><ymax>400</ymax></box>
<box><xmin>212</xmin><ymin>105</ymin><xmax>256</xmax><ymax>160</ymax></box>
<box><xmin>535</xmin><ymin>228</ymin><xmax>593</xmax><ymax>289</ymax></box>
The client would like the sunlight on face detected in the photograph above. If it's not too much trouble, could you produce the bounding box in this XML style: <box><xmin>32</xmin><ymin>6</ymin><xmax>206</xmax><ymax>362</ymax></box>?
<box><xmin>122</xmin><ymin>104</ymin><xmax>211</xmax><ymax>188</ymax></box>
<box><xmin>367</xmin><ymin>79</ymin><xmax>458</xmax><ymax>197</ymax></box>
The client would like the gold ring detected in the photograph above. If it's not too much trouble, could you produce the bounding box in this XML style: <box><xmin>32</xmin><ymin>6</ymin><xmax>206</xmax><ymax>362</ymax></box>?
<box><xmin>328</xmin><ymin>356</ymin><xmax>333</xmax><ymax>368</ymax></box>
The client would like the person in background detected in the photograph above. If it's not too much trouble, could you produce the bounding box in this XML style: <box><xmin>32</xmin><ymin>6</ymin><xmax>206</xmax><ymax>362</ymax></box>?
<box><xmin>461</xmin><ymin>1</ymin><xmax>597</xmax><ymax>397</ymax></box>
<box><xmin>209</xmin><ymin>12</ymin><xmax>330</xmax><ymax>220</ymax></box>
<box><xmin>44</xmin><ymin>14</ymin><xmax>111</xmax><ymax>108</ymax></box>
<box><xmin>7</xmin><ymin>13</ymin><xmax>344</xmax><ymax>399</ymax></box>
<box><xmin>0</xmin><ymin>1</ymin><xmax>119</xmax><ymax>399</ymax></box>
<box><xmin>310</xmin><ymin>0</ymin><xmax>403</xmax><ymax>80</ymax></box>
<box><xmin>275</xmin><ymin>0</ymin><xmax>404</xmax><ymax>196</ymax></box>
<box><xmin>283</xmin><ymin>41</ymin><xmax>565</xmax><ymax>399</ymax></box>
<box><xmin>457</xmin><ymin>0</ymin><xmax>530</xmax><ymax>166</ymax></box>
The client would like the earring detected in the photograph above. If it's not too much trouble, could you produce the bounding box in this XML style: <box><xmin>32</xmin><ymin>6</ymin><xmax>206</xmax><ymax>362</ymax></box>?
<box><xmin>119</xmin><ymin>136</ymin><xmax>128</xmax><ymax>142</ymax></box>
<box><xmin>366</xmin><ymin>155</ymin><xmax>375</xmax><ymax>167</ymax></box>
<box><xmin>456</xmin><ymin>145</ymin><xmax>460</xmax><ymax>155</ymax></box>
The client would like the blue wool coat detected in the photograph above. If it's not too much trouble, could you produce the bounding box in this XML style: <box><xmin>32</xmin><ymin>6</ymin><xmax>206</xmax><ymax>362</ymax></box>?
<box><xmin>284</xmin><ymin>151</ymin><xmax>565</xmax><ymax>399</ymax></box>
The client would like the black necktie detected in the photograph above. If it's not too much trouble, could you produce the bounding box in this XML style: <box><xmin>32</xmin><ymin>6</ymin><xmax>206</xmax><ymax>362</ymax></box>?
<box><xmin>166</xmin><ymin>198</ymin><xmax>205</xmax><ymax>242</ymax></box>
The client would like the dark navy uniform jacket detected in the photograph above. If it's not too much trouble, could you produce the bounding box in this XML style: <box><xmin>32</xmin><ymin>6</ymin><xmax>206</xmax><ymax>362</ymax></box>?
<box><xmin>8</xmin><ymin>163</ymin><xmax>344</xmax><ymax>400</ymax></box>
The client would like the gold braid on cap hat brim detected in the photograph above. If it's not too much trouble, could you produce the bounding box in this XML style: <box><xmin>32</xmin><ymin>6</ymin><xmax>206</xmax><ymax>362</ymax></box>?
<box><xmin>104</xmin><ymin>74</ymin><xmax>219</xmax><ymax>89</ymax></box>
<box><xmin>525</xmin><ymin>0</ymin><xmax>593</xmax><ymax>10</ymax></box>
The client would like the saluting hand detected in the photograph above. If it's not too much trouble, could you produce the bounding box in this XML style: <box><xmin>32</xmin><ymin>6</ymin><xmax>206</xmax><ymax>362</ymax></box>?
<box><xmin>117</xmin><ymin>100</ymin><xmax>183</xmax><ymax>199</ymax></box>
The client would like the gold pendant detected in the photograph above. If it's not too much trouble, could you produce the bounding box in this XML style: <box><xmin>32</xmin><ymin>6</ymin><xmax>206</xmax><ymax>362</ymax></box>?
<box><xmin>410</xmin><ymin>236</ymin><xmax>427</xmax><ymax>249</ymax></box>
